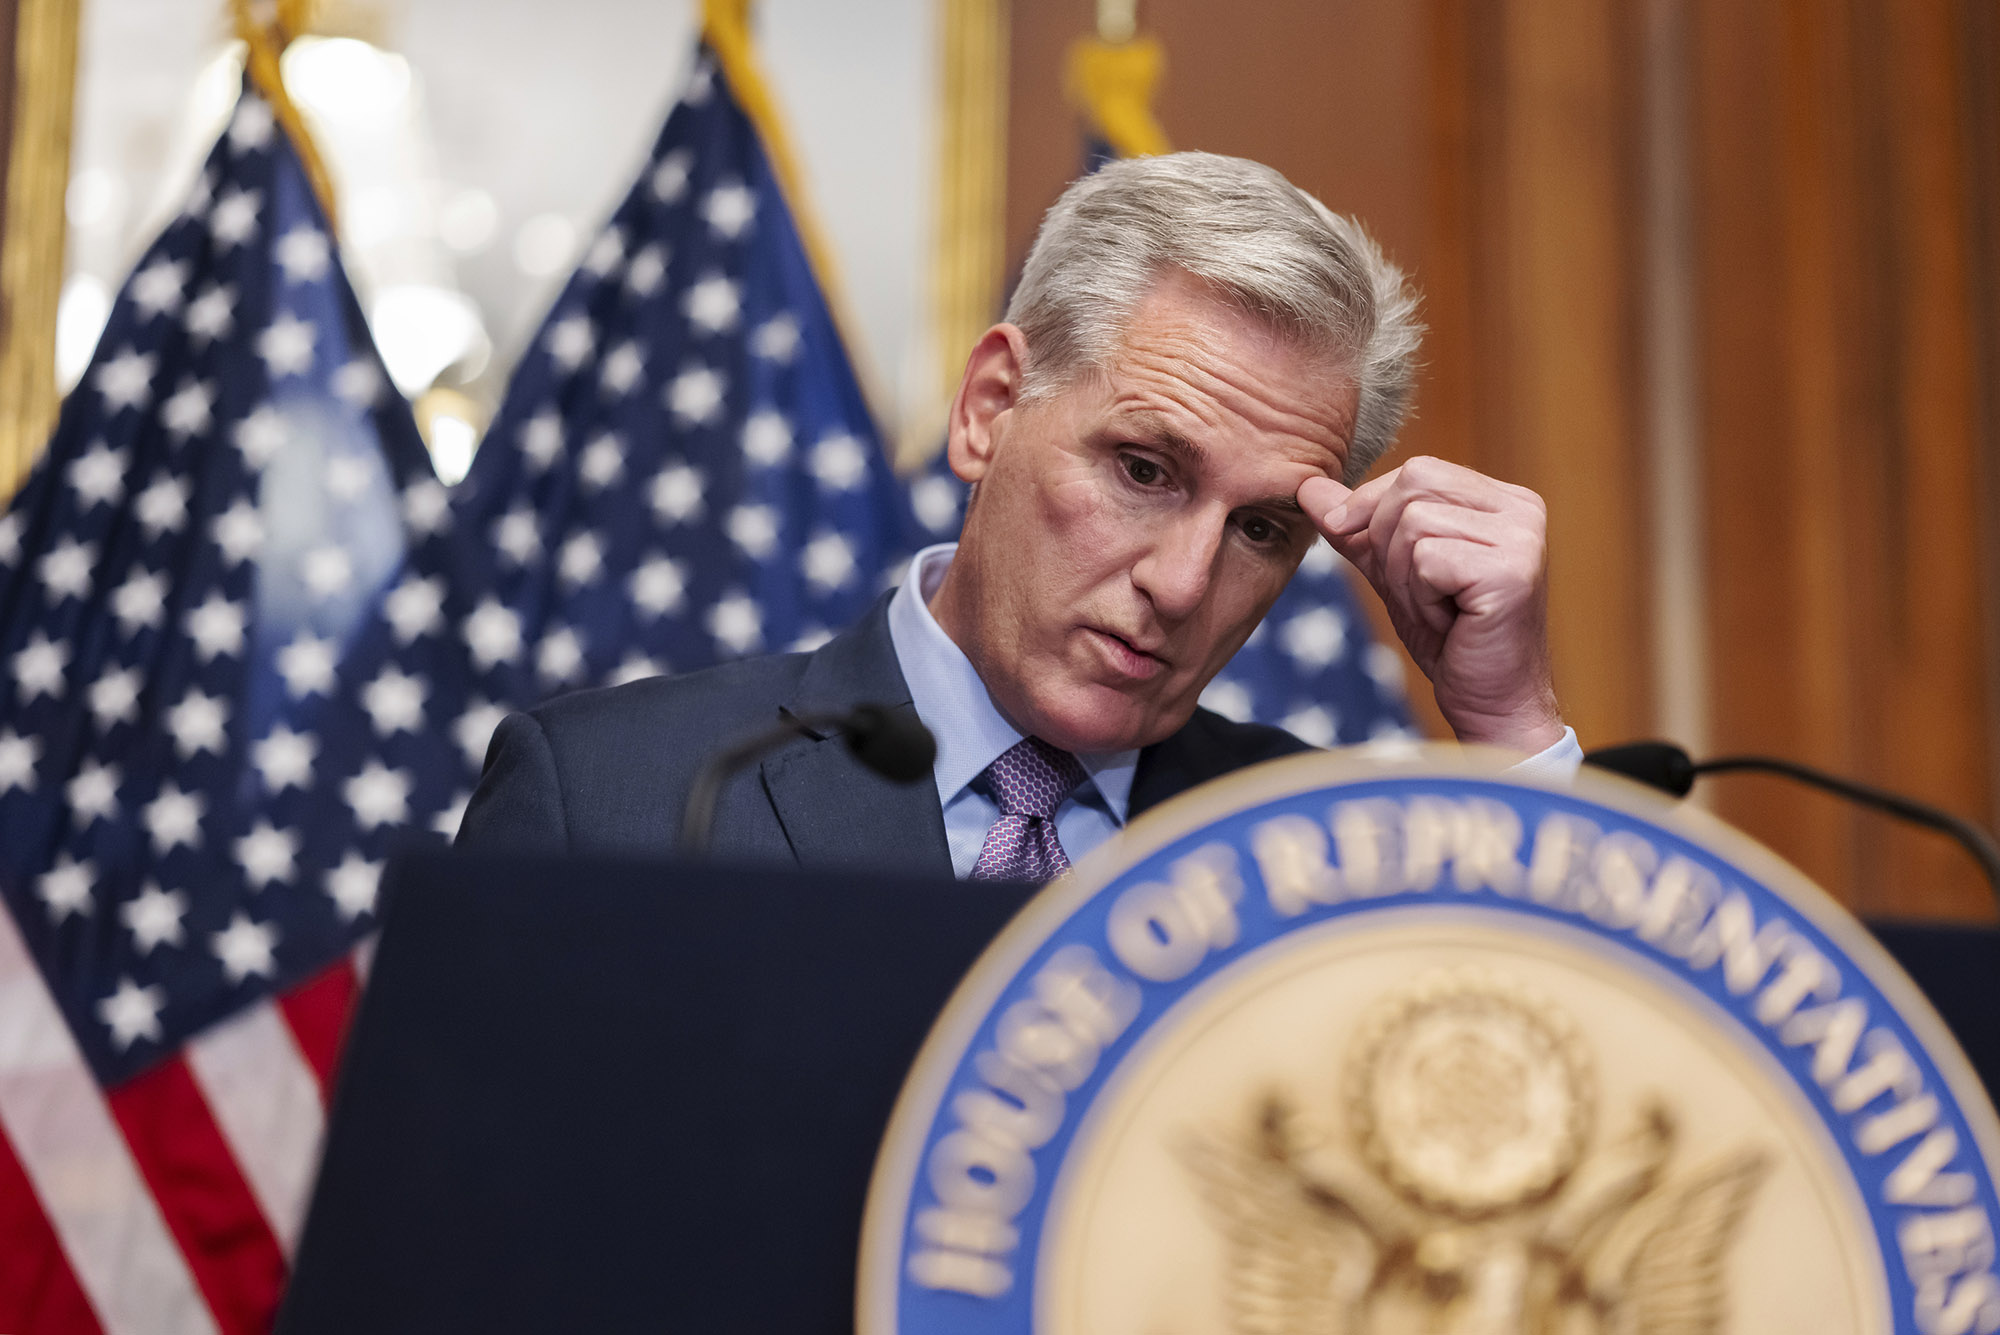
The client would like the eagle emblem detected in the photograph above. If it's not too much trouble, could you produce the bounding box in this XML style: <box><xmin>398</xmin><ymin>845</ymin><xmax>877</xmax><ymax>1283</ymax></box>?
<box><xmin>1182</xmin><ymin>969</ymin><xmax>1770</xmax><ymax>1335</ymax></box>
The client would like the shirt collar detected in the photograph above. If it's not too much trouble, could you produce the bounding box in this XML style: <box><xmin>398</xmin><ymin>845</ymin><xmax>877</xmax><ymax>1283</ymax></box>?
<box><xmin>887</xmin><ymin>542</ymin><xmax>1137</xmax><ymax>823</ymax></box>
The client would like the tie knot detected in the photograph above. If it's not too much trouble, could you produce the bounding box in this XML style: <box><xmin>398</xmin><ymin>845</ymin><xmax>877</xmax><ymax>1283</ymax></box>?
<box><xmin>985</xmin><ymin>737</ymin><xmax>1087</xmax><ymax>820</ymax></box>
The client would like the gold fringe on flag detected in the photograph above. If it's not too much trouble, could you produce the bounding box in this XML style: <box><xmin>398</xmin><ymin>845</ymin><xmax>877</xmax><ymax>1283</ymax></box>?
<box><xmin>0</xmin><ymin>0</ymin><xmax>81</xmax><ymax>498</ymax></box>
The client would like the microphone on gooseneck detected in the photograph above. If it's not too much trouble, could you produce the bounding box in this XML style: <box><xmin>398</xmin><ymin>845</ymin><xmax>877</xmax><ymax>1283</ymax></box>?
<box><xmin>1583</xmin><ymin>740</ymin><xmax>2000</xmax><ymax>904</ymax></box>
<box><xmin>681</xmin><ymin>704</ymin><xmax>938</xmax><ymax>855</ymax></box>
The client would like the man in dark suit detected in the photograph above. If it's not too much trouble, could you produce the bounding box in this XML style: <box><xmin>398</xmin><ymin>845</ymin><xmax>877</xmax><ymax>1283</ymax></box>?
<box><xmin>458</xmin><ymin>152</ymin><xmax>1576</xmax><ymax>875</ymax></box>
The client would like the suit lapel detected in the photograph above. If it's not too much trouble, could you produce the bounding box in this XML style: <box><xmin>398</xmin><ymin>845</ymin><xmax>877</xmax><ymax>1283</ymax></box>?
<box><xmin>760</xmin><ymin>595</ymin><xmax>952</xmax><ymax>872</ymax></box>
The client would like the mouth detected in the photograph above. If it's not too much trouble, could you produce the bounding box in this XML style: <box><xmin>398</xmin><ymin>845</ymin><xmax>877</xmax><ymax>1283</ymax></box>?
<box><xmin>1085</xmin><ymin>627</ymin><xmax>1168</xmax><ymax>681</ymax></box>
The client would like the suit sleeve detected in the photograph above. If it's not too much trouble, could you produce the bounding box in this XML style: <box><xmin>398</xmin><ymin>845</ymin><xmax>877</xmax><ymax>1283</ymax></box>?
<box><xmin>455</xmin><ymin>711</ymin><xmax>572</xmax><ymax>853</ymax></box>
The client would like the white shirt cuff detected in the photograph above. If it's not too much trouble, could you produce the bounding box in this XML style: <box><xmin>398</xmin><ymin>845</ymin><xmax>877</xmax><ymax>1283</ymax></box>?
<box><xmin>1507</xmin><ymin>726</ymin><xmax>1582</xmax><ymax>780</ymax></box>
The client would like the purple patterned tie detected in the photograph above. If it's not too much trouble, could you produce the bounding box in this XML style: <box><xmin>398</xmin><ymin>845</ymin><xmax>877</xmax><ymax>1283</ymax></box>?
<box><xmin>968</xmin><ymin>737</ymin><xmax>1089</xmax><ymax>883</ymax></box>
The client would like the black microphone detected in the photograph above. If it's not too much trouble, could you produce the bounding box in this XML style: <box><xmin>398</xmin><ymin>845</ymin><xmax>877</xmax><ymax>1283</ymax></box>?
<box><xmin>681</xmin><ymin>704</ymin><xmax>937</xmax><ymax>855</ymax></box>
<box><xmin>1584</xmin><ymin>740</ymin><xmax>2000</xmax><ymax>902</ymax></box>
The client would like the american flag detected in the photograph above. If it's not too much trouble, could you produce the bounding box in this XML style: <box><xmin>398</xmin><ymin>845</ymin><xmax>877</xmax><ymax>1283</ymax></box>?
<box><xmin>0</xmin><ymin>86</ymin><xmax>453</xmax><ymax>1333</ymax></box>
<box><xmin>398</xmin><ymin>40</ymin><xmax>926</xmax><ymax>799</ymax></box>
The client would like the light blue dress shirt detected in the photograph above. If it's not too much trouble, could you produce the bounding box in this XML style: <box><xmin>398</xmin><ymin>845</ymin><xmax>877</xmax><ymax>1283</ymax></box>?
<box><xmin>886</xmin><ymin>543</ymin><xmax>1583</xmax><ymax>878</ymax></box>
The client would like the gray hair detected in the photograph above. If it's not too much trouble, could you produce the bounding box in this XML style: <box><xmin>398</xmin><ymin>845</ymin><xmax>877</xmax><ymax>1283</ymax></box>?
<box><xmin>1004</xmin><ymin>152</ymin><xmax>1423</xmax><ymax>483</ymax></box>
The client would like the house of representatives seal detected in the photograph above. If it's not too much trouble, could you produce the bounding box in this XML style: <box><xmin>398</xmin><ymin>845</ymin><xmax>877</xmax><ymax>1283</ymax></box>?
<box><xmin>857</xmin><ymin>747</ymin><xmax>2000</xmax><ymax>1335</ymax></box>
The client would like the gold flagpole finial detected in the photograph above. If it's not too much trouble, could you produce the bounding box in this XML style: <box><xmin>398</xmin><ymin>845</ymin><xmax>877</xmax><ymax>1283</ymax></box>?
<box><xmin>1066</xmin><ymin>11</ymin><xmax>1170</xmax><ymax>159</ymax></box>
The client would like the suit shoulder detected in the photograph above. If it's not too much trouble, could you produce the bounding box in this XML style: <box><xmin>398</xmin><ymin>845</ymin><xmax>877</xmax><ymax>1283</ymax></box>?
<box><xmin>1177</xmin><ymin>706</ymin><xmax>1316</xmax><ymax>765</ymax></box>
<box><xmin>528</xmin><ymin>652</ymin><xmax>812</xmax><ymax>752</ymax></box>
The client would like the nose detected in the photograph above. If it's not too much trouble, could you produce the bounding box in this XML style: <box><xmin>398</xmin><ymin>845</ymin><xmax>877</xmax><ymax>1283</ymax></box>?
<box><xmin>1130</xmin><ymin>506</ymin><xmax>1226</xmax><ymax>622</ymax></box>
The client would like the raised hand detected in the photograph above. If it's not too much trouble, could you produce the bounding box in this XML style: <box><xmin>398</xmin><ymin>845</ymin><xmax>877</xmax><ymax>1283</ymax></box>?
<box><xmin>1298</xmin><ymin>457</ymin><xmax>1564</xmax><ymax>754</ymax></box>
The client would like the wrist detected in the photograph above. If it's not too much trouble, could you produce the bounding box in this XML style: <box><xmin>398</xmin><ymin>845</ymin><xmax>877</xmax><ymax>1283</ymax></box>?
<box><xmin>1438</xmin><ymin>689</ymin><xmax>1565</xmax><ymax>756</ymax></box>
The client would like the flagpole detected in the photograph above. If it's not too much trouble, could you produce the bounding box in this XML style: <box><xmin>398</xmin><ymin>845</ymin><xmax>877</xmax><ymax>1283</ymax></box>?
<box><xmin>0</xmin><ymin>0</ymin><xmax>80</xmax><ymax>500</ymax></box>
<box><xmin>698</xmin><ymin>0</ymin><xmax>886</xmax><ymax>436</ymax></box>
<box><xmin>229</xmin><ymin>0</ymin><xmax>339</xmax><ymax>222</ymax></box>
<box><xmin>912</xmin><ymin>0</ymin><xmax>1007</xmax><ymax>472</ymax></box>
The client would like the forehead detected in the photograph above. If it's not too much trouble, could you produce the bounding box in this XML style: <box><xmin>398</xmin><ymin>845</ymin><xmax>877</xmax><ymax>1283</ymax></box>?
<box><xmin>1083</xmin><ymin>273</ymin><xmax>1358</xmax><ymax>475</ymax></box>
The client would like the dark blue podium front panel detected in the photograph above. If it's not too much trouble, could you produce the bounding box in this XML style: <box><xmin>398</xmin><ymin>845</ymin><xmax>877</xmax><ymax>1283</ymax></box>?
<box><xmin>280</xmin><ymin>852</ymin><xmax>1031</xmax><ymax>1335</ymax></box>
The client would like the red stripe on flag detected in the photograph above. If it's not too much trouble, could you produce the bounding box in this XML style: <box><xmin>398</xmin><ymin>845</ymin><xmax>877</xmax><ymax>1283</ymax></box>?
<box><xmin>108</xmin><ymin>1057</ymin><xmax>285</xmax><ymax>1335</ymax></box>
<box><xmin>277</xmin><ymin>958</ymin><xmax>360</xmax><ymax>1100</ymax></box>
<box><xmin>0</xmin><ymin>1117</ymin><xmax>105</xmax><ymax>1335</ymax></box>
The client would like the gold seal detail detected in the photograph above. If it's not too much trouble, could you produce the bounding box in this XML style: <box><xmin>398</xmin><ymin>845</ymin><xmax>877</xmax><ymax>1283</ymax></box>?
<box><xmin>1347</xmin><ymin>969</ymin><xmax>1592</xmax><ymax>1217</ymax></box>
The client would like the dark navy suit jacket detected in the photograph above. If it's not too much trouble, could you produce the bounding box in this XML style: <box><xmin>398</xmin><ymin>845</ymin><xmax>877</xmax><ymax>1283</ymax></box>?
<box><xmin>455</xmin><ymin>594</ymin><xmax>1311</xmax><ymax>872</ymax></box>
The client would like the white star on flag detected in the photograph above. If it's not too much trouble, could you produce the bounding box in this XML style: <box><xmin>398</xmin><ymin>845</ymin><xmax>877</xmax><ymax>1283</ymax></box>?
<box><xmin>810</xmin><ymin>433</ymin><xmax>869</xmax><ymax>491</ymax></box>
<box><xmin>69</xmin><ymin>443</ymin><xmax>126</xmax><ymax>508</ymax></box>
<box><xmin>95</xmin><ymin>348</ymin><xmax>157</xmax><ymax>410</ymax></box>
<box><xmin>98</xmin><ymin>978</ymin><xmax>167</xmax><ymax>1051</ymax></box>
<box><xmin>384</xmin><ymin>574</ymin><xmax>447</xmax><ymax>641</ymax></box>
<box><xmin>684</xmin><ymin>273</ymin><xmax>742</xmax><ymax>334</ymax></box>
<box><xmin>275</xmin><ymin>225</ymin><xmax>331</xmax><ymax>282</ymax></box>
<box><xmin>742</xmin><ymin>410</ymin><xmax>792</xmax><ymax>466</ymax></box>
<box><xmin>668</xmin><ymin>365</ymin><xmax>726</xmax><ymax>424</ymax></box>
<box><xmin>726</xmin><ymin>503</ymin><xmax>780</xmax><ymax>558</ymax></box>
<box><xmin>38</xmin><ymin>536</ymin><xmax>95</xmax><ymax>601</ymax></box>
<box><xmin>252</xmin><ymin>724</ymin><xmax>317</xmax><ymax>792</ymax></box>
<box><xmin>277</xmin><ymin>631</ymin><xmax>338</xmax><ymax>698</ymax></box>
<box><xmin>235</xmin><ymin>820</ymin><xmax>301</xmax><ymax>889</ymax></box>
<box><xmin>186</xmin><ymin>283</ymin><xmax>236</xmax><ymax>344</ymax></box>
<box><xmin>135</xmin><ymin>476</ymin><xmax>191</xmax><ymax>537</ymax></box>
<box><xmin>161</xmin><ymin>379</ymin><xmax>216</xmax><ymax>439</ymax></box>
<box><xmin>111</xmin><ymin>570</ymin><xmax>169</xmax><ymax>634</ymax></box>
<box><xmin>66</xmin><ymin>759</ymin><xmax>122</xmax><ymax>824</ymax></box>
<box><xmin>361</xmin><ymin>666</ymin><xmax>427</xmax><ymax>736</ymax></box>
<box><xmin>650</xmin><ymin>464</ymin><xmax>705</xmax><ymax>524</ymax></box>
<box><xmin>39</xmin><ymin>856</ymin><xmax>96</xmax><ymax>922</ymax></box>
<box><xmin>186</xmin><ymin>592</ymin><xmax>248</xmax><ymax>661</ymax></box>
<box><xmin>210</xmin><ymin>188</ymin><xmax>262</xmax><ymax>245</ymax></box>
<box><xmin>130</xmin><ymin>258</ymin><xmax>189</xmax><ymax>318</ymax></box>
<box><xmin>548</xmin><ymin>315</ymin><xmax>595</xmax><ymax>371</ymax></box>
<box><xmin>13</xmin><ymin>633</ymin><xmax>69</xmax><ymax>701</ymax></box>
<box><xmin>0</xmin><ymin>730</ymin><xmax>37</xmax><ymax>792</ymax></box>
<box><xmin>166</xmin><ymin>689</ymin><xmax>229</xmax><ymax>758</ymax></box>
<box><xmin>464</xmin><ymin>599</ymin><xmax>524</xmax><ymax>669</ymax></box>
<box><xmin>143</xmin><ymin>783</ymin><xmax>205</xmax><ymax>855</ymax></box>
<box><xmin>707</xmin><ymin>592</ymin><xmax>763</xmax><ymax>656</ymax></box>
<box><xmin>87</xmin><ymin>667</ymin><xmax>142</xmax><ymax>729</ymax></box>
<box><xmin>629</xmin><ymin>556</ymin><xmax>689</xmax><ymax>616</ymax></box>
<box><xmin>257</xmin><ymin>312</ymin><xmax>317</xmax><ymax>377</ymax></box>
<box><xmin>343</xmin><ymin>761</ymin><xmax>412</xmax><ymax>830</ymax></box>
<box><xmin>578</xmin><ymin>434</ymin><xmax>625</xmax><ymax>489</ymax></box>
<box><xmin>120</xmin><ymin>883</ymin><xmax>188</xmax><ymax>953</ymax></box>
<box><xmin>211</xmin><ymin>913</ymin><xmax>279</xmax><ymax>984</ymax></box>
<box><xmin>700</xmin><ymin>181</ymin><xmax>756</xmax><ymax>239</ymax></box>
<box><xmin>325</xmin><ymin>853</ymin><xmax>381</xmax><ymax>921</ymax></box>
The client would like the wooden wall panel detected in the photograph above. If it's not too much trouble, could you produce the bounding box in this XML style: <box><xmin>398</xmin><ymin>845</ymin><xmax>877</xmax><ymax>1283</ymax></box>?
<box><xmin>1692</xmin><ymin>0</ymin><xmax>1995</xmax><ymax>918</ymax></box>
<box><xmin>1461</xmin><ymin>0</ymin><xmax>1652</xmax><ymax>749</ymax></box>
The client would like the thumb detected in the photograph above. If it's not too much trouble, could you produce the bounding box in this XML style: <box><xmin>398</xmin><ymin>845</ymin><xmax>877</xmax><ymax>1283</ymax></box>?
<box><xmin>1298</xmin><ymin>474</ymin><xmax>1358</xmax><ymax>538</ymax></box>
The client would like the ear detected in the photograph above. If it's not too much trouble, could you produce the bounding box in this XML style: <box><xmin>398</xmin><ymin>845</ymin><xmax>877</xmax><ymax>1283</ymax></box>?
<box><xmin>946</xmin><ymin>323</ymin><xmax>1029</xmax><ymax>485</ymax></box>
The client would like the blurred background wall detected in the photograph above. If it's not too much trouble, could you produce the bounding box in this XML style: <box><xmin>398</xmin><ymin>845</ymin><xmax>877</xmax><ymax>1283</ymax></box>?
<box><xmin>1</xmin><ymin>0</ymin><xmax>1995</xmax><ymax>919</ymax></box>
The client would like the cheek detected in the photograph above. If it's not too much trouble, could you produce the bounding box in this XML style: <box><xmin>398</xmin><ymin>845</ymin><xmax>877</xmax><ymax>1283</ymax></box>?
<box><xmin>1036</xmin><ymin>473</ymin><xmax>1130</xmax><ymax>574</ymax></box>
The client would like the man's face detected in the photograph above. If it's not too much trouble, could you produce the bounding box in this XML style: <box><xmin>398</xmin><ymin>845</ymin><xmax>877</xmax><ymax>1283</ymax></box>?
<box><xmin>932</xmin><ymin>270</ymin><xmax>1359</xmax><ymax>754</ymax></box>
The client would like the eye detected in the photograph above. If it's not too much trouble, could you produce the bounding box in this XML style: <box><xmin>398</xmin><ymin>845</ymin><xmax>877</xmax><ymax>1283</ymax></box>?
<box><xmin>1121</xmin><ymin>453</ymin><xmax>1167</xmax><ymax>487</ymax></box>
<box><xmin>1238</xmin><ymin>514</ymin><xmax>1283</xmax><ymax>546</ymax></box>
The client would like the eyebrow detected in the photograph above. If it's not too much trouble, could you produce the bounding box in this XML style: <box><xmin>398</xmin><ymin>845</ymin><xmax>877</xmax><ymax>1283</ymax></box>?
<box><xmin>1112</xmin><ymin>412</ymin><xmax>1307</xmax><ymax>515</ymax></box>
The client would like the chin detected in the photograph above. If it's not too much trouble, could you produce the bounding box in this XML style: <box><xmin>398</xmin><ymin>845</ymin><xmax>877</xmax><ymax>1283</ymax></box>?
<box><xmin>1026</xmin><ymin>685</ymin><xmax>1188</xmax><ymax>756</ymax></box>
